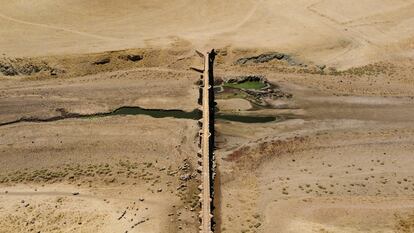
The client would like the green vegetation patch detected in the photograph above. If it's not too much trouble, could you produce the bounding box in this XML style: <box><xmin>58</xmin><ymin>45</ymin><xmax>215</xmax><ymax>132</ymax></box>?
<box><xmin>223</xmin><ymin>81</ymin><xmax>266</xmax><ymax>90</ymax></box>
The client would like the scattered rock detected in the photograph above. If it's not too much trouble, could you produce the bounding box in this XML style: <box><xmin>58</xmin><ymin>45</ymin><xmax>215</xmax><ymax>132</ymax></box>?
<box><xmin>317</xmin><ymin>64</ymin><xmax>326</xmax><ymax>70</ymax></box>
<box><xmin>119</xmin><ymin>54</ymin><xmax>143</xmax><ymax>62</ymax></box>
<box><xmin>221</xmin><ymin>75</ymin><xmax>292</xmax><ymax>102</ymax></box>
<box><xmin>180</xmin><ymin>174</ymin><xmax>192</xmax><ymax>181</ymax></box>
<box><xmin>93</xmin><ymin>57</ymin><xmax>110</xmax><ymax>65</ymax></box>
<box><xmin>0</xmin><ymin>58</ymin><xmax>56</xmax><ymax>76</ymax></box>
<box><xmin>50</xmin><ymin>69</ymin><xmax>58</xmax><ymax>76</ymax></box>
<box><xmin>235</xmin><ymin>52</ymin><xmax>291</xmax><ymax>65</ymax></box>
<box><xmin>226</xmin><ymin>75</ymin><xmax>265</xmax><ymax>84</ymax></box>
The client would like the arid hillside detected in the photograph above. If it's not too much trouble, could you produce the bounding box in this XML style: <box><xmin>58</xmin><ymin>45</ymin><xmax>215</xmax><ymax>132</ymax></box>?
<box><xmin>1</xmin><ymin>0</ymin><xmax>413</xmax><ymax>68</ymax></box>
<box><xmin>1</xmin><ymin>1</ymin><xmax>414</xmax><ymax>233</ymax></box>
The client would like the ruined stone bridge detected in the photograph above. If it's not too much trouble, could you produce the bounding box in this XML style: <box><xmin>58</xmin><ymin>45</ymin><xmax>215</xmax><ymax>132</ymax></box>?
<box><xmin>192</xmin><ymin>49</ymin><xmax>216</xmax><ymax>233</ymax></box>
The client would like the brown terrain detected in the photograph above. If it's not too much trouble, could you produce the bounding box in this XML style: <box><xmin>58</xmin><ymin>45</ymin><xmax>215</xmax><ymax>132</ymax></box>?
<box><xmin>1</xmin><ymin>1</ymin><xmax>414</xmax><ymax>233</ymax></box>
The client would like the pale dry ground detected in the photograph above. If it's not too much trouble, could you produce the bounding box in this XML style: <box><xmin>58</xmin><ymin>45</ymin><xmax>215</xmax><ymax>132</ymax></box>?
<box><xmin>0</xmin><ymin>25</ymin><xmax>414</xmax><ymax>233</ymax></box>
<box><xmin>1</xmin><ymin>48</ymin><xmax>414</xmax><ymax>233</ymax></box>
<box><xmin>214</xmin><ymin>63</ymin><xmax>414</xmax><ymax>233</ymax></box>
<box><xmin>1</xmin><ymin>0</ymin><xmax>414</xmax><ymax>68</ymax></box>
<box><xmin>0</xmin><ymin>1</ymin><xmax>414</xmax><ymax>232</ymax></box>
<box><xmin>0</xmin><ymin>68</ymin><xmax>198</xmax><ymax>123</ymax></box>
<box><xmin>215</xmin><ymin>99</ymin><xmax>252</xmax><ymax>112</ymax></box>
<box><xmin>0</xmin><ymin>115</ymin><xmax>200</xmax><ymax>233</ymax></box>
<box><xmin>0</xmin><ymin>184</ymin><xmax>177</xmax><ymax>233</ymax></box>
<box><xmin>0</xmin><ymin>56</ymin><xmax>202</xmax><ymax>232</ymax></box>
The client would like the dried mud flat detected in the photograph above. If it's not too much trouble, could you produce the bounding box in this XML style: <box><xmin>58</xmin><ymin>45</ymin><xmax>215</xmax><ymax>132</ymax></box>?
<box><xmin>1</xmin><ymin>46</ymin><xmax>414</xmax><ymax>233</ymax></box>
<box><xmin>214</xmin><ymin>57</ymin><xmax>414</xmax><ymax>233</ymax></box>
<box><xmin>0</xmin><ymin>115</ymin><xmax>201</xmax><ymax>233</ymax></box>
<box><xmin>1</xmin><ymin>1</ymin><xmax>414</xmax><ymax>232</ymax></box>
<box><xmin>0</xmin><ymin>50</ymin><xmax>203</xmax><ymax>232</ymax></box>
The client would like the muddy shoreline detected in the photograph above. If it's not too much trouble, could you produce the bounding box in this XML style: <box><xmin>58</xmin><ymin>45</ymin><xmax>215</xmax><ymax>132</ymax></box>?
<box><xmin>0</xmin><ymin>106</ymin><xmax>291</xmax><ymax>127</ymax></box>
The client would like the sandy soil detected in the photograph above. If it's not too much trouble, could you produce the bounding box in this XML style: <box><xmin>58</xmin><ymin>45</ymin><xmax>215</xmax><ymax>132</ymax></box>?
<box><xmin>0</xmin><ymin>54</ymin><xmax>203</xmax><ymax>231</ymax></box>
<box><xmin>0</xmin><ymin>115</ymin><xmax>200</xmax><ymax>233</ymax></box>
<box><xmin>1</xmin><ymin>0</ymin><xmax>414</xmax><ymax>68</ymax></box>
<box><xmin>214</xmin><ymin>62</ymin><xmax>414</xmax><ymax>233</ymax></box>
<box><xmin>1</xmin><ymin>46</ymin><xmax>414</xmax><ymax>232</ymax></box>
<box><xmin>1</xmin><ymin>1</ymin><xmax>414</xmax><ymax>233</ymax></box>
<box><xmin>0</xmin><ymin>68</ymin><xmax>198</xmax><ymax>123</ymax></box>
<box><xmin>1</xmin><ymin>47</ymin><xmax>414</xmax><ymax>233</ymax></box>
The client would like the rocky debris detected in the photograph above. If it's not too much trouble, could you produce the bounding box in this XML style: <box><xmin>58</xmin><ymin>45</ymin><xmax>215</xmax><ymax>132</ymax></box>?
<box><xmin>178</xmin><ymin>159</ymin><xmax>191</xmax><ymax>172</ymax></box>
<box><xmin>254</xmin><ymin>222</ymin><xmax>262</xmax><ymax>228</ymax></box>
<box><xmin>0</xmin><ymin>58</ymin><xmax>57</xmax><ymax>76</ymax></box>
<box><xmin>317</xmin><ymin>64</ymin><xmax>326</xmax><ymax>70</ymax></box>
<box><xmin>216</xmin><ymin>49</ymin><xmax>228</xmax><ymax>56</ymax></box>
<box><xmin>93</xmin><ymin>57</ymin><xmax>110</xmax><ymax>65</ymax></box>
<box><xmin>235</xmin><ymin>52</ymin><xmax>285</xmax><ymax>64</ymax></box>
<box><xmin>244</xmin><ymin>87</ymin><xmax>292</xmax><ymax>100</ymax></box>
<box><xmin>220</xmin><ymin>75</ymin><xmax>292</xmax><ymax>106</ymax></box>
<box><xmin>226</xmin><ymin>75</ymin><xmax>292</xmax><ymax>98</ymax></box>
<box><xmin>180</xmin><ymin>173</ymin><xmax>192</xmax><ymax>181</ymax></box>
<box><xmin>176</xmin><ymin>184</ymin><xmax>187</xmax><ymax>191</ymax></box>
<box><xmin>225</xmin><ymin>75</ymin><xmax>265</xmax><ymax>84</ymax></box>
<box><xmin>50</xmin><ymin>69</ymin><xmax>59</xmax><ymax>76</ymax></box>
<box><xmin>119</xmin><ymin>54</ymin><xmax>143</xmax><ymax>62</ymax></box>
<box><xmin>174</xmin><ymin>159</ymin><xmax>200</xmax><ymax>212</ymax></box>
<box><xmin>235</xmin><ymin>52</ymin><xmax>303</xmax><ymax>66</ymax></box>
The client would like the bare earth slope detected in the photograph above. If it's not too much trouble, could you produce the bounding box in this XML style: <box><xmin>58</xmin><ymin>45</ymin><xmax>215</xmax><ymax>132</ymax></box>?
<box><xmin>206</xmin><ymin>56</ymin><xmax>414</xmax><ymax>233</ymax></box>
<box><xmin>1</xmin><ymin>0</ymin><xmax>414</xmax><ymax>68</ymax></box>
<box><xmin>1</xmin><ymin>1</ymin><xmax>414</xmax><ymax>233</ymax></box>
<box><xmin>1</xmin><ymin>48</ymin><xmax>414</xmax><ymax>233</ymax></box>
